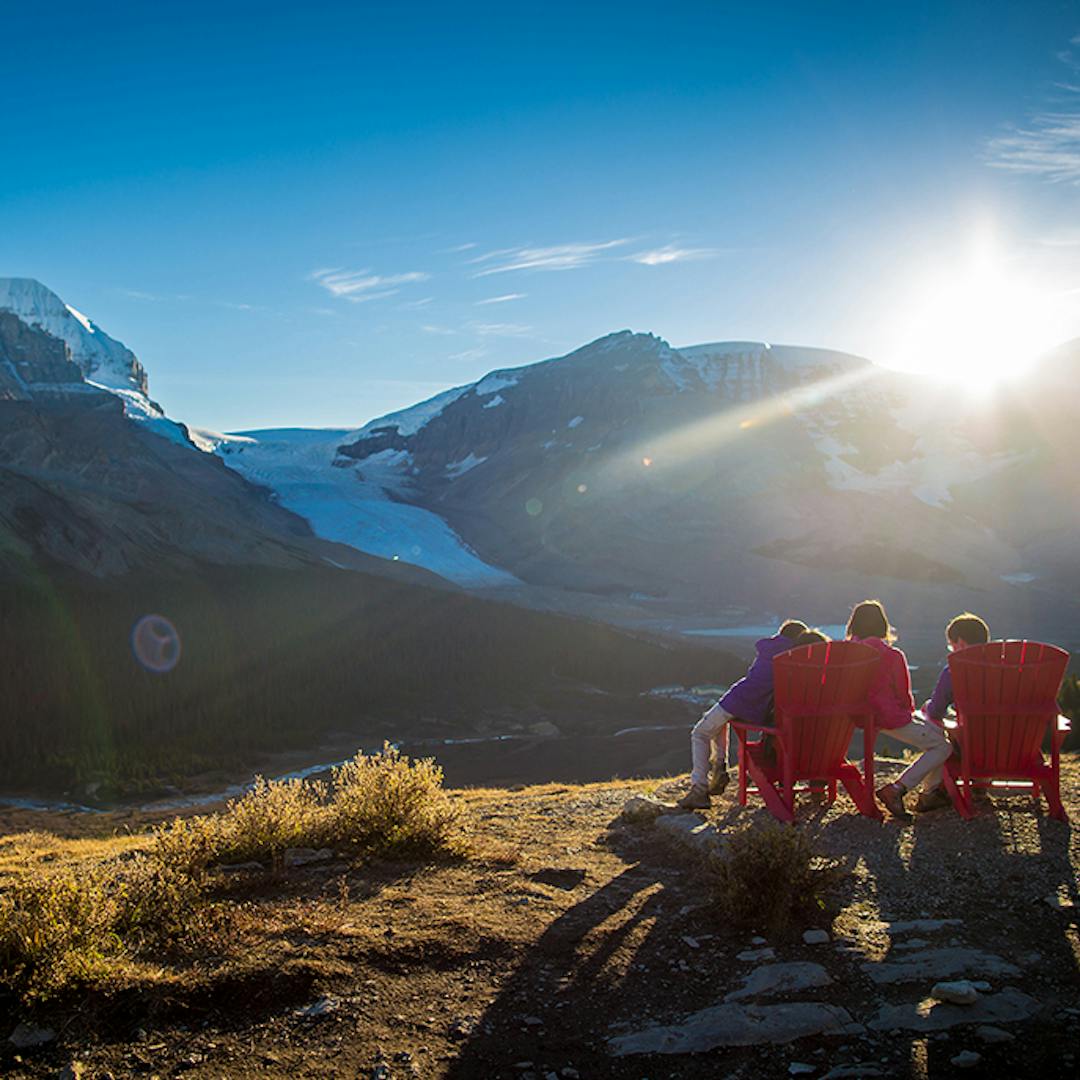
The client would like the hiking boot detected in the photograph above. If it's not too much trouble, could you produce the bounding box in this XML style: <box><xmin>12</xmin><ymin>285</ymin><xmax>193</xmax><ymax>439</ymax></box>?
<box><xmin>876</xmin><ymin>782</ymin><xmax>912</xmax><ymax>822</ymax></box>
<box><xmin>708</xmin><ymin>766</ymin><xmax>730</xmax><ymax>796</ymax></box>
<box><xmin>913</xmin><ymin>787</ymin><xmax>952</xmax><ymax>813</ymax></box>
<box><xmin>675</xmin><ymin>784</ymin><xmax>711</xmax><ymax>811</ymax></box>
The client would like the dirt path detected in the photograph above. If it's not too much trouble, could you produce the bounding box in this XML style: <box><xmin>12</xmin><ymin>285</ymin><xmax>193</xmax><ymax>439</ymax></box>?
<box><xmin>2</xmin><ymin>762</ymin><xmax>1079</xmax><ymax>1079</ymax></box>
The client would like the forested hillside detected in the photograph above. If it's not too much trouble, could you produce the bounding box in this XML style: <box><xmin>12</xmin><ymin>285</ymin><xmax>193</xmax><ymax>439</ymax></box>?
<box><xmin>0</xmin><ymin>565</ymin><xmax>734</xmax><ymax>793</ymax></box>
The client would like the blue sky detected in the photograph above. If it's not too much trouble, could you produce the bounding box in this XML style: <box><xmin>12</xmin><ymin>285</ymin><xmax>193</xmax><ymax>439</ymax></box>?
<box><xmin>2</xmin><ymin>1</ymin><xmax>1078</xmax><ymax>430</ymax></box>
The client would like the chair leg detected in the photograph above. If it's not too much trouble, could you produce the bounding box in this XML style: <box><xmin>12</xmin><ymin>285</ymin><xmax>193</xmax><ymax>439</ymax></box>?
<box><xmin>943</xmin><ymin>766</ymin><xmax>973</xmax><ymax>820</ymax></box>
<box><xmin>838</xmin><ymin>763</ymin><xmax>882</xmax><ymax>820</ymax></box>
<box><xmin>745</xmin><ymin>756</ymin><xmax>794</xmax><ymax>823</ymax></box>
<box><xmin>738</xmin><ymin>738</ymin><xmax>748</xmax><ymax>806</ymax></box>
<box><xmin>1041</xmin><ymin>769</ymin><xmax>1068</xmax><ymax>823</ymax></box>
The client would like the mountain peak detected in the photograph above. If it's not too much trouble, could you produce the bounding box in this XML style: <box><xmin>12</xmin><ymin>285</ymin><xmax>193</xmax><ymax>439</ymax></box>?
<box><xmin>0</xmin><ymin>277</ymin><xmax>149</xmax><ymax>396</ymax></box>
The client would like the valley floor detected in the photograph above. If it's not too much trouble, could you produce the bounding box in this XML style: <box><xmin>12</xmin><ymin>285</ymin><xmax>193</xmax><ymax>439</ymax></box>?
<box><xmin>2</xmin><ymin>762</ymin><xmax>1079</xmax><ymax>1079</ymax></box>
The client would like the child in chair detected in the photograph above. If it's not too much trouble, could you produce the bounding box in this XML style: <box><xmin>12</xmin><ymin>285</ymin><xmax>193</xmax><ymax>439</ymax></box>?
<box><xmin>676</xmin><ymin>619</ymin><xmax>808</xmax><ymax>810</ymax></box>
<box><xmin>845</xmin><ymin>599</ymin><xmax>952</xmax><ymax>822</ymax></box>
<box><xmin>915</xmin><ymin>612</ymin><xmax>991</xmax><ymax>811</ymax></box>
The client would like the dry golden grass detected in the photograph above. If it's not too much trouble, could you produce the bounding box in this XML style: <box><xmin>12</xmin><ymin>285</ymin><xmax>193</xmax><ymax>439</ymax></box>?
<box><xmin>0</xmin><ymin>746</ymin><xmax>468</xmax><ymax>1001</ymax></box>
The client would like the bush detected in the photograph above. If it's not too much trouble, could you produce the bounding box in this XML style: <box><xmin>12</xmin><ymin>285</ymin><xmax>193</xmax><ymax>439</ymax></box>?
<box><xmin>324</xmin><ymin>744</ymin><xmax>465</xmax><ymax>857</ymax></box>
<box><xmin>213</xmin><ymin>776</ymin><xmax>329</xmax><ymax>872</ymax></box>
<box><xmin>710</xmin><ymin>824</ymin><xmax>844</xmax><ymax>937</ymax></box>
<box><xmin>0</xmin><ymin>854</ymin><xmax>202</xmax><ymax>997</ymax></box>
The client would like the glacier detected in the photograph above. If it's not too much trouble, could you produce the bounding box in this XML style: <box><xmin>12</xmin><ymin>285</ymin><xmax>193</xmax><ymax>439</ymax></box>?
<box><xmin>197</xmin><ymin>427</ymin><xmax>517</xmax><ymax>587</ymax></box>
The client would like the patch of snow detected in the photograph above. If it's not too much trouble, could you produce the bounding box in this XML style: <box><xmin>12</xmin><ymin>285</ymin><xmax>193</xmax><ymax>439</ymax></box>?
<box><xmin>567</xmin><ymin>415</ymin><xmax>584</xmax><ymax>428</ymax></box>
<box><xmin>64</xmin><ymin>303</ymin><xmax>94</xmax><ymax>333</ymax></box>
<box><xmin>475</xmin><ymin>371</ymin><xmax>520</xmax><ymax>396</ymax></box>
<box><xmin>210</xmin><ymin>429</ymin><xmax>516</xmax><ymax>587</ymax></box>
<box><xmin>87</xmin><ymin>381</ymin><xmax>193</xmax><ymax>448</ymax></box>
<box><xmin>1001</xmin><ymin>572</ymin><xmax>1036</xmax><ymax>585</ymax></box>
<box><xmin>445</xmin><ymin>452</ymin><xmax>487</xmax><ymax>478</ymax></box>
<box><xmin>353</xmin><ymin>383</ymin><xmax>469</xmax><ymax>439</ymax></box>
<box><xmin>541</xmin><ymin>439</ymin><xmax>558</xmax><ymax>449</ymax></box>
<box><xmin>482</xmin><ymin>394</ymin><xmax>505</xmax><ymax>409</ymax></box>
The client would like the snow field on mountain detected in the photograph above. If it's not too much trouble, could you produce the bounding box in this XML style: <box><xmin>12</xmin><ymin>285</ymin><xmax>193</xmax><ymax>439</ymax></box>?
<box><xmin>200</xmin><ymin>428</ymin><xmax>517</xmax><ymax>587</ymax></box>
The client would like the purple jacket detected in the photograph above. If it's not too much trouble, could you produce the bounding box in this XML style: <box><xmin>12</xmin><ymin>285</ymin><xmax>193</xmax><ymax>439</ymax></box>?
<box><xmin>923</xmin><ymin>665</ymin><xmax>953</xmax><ymax>723</ymax></box>
<box><xmin>718</xmin><ymin>634</ymin><xmax>796</xmax><ymax>726</ymax></box>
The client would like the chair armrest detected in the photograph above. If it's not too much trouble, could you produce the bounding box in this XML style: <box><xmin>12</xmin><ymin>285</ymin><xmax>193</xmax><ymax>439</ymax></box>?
<box><xmin>730</xmin><ymin>721</ymin><xmax>777</xmax><ymax>737</ymax></box>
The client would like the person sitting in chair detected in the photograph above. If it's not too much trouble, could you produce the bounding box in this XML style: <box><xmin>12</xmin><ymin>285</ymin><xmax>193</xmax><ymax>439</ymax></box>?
<box><xmin>676</xmin><ymin>619</ymin><xmax>808</xmax><ymax>810</ymax></box>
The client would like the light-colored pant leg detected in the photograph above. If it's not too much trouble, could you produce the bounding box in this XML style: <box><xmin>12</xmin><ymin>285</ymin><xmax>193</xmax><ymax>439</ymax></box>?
<box><xmin>691</xmin><ymin>703</ymin><xmax>733</xmax><ymax>788</ymax></box>
<box><xmin>889</xmin><ymin>717</ymin><xmax>951</xmax><ymax>792</ymax></box>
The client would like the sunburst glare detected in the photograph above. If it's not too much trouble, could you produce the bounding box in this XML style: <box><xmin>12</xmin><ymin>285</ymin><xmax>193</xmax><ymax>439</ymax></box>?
<box><xmin>881</xmin><ymin>234</ymin><xmax>1065</xmax><ymax>388</ymax></box>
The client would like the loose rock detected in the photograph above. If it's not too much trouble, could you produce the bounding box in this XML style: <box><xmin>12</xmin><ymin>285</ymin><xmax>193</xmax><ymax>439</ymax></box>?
<box><xmin>737</xmin><ymin>947</ymin><xmax>776</xmax><ymax>962</ymax></box>
<box><xmin>803</xmin><ymin>929</ymin><xmax>830</xmax><ymax>945</ymax></box>
<box><xmin>931</xmin><ymin>980</ymin><xmax>980</xmax><ymax>1006</ymax></box>
<box><xmin>621</xmin><ymin>795</ymin><xmax>667</xmax><ymax>823</ymax></box>
<box><xmin>8</xmin><ymin>1024</ymin><xmax>57</xmax><ymax>1049</ymax></box>
<box><xmin>976</xmin><ymin>1025</ymin><xmax>1015</xmax><ymax>1043</ymax></box>
<box><xmin>951</xmin><ymin>1050</ymin><xmax>982</xmax><ymax>1069</ymax></box>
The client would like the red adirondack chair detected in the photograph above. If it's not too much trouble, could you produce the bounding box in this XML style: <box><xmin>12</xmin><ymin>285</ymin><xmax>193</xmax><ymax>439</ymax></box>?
<box><xmin>732</xmin><ymin>640</ymin><xmax>881</xmax><ymax>823</ymax></box>
<box><xmin>943</xmin><ymin>640</ymin><xmax>1071</xmax><ymax>821</ymax></box>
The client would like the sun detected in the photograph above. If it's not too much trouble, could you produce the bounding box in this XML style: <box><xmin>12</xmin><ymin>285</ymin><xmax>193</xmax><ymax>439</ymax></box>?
<box><xmin>881</xmin><ymin>240</ymin><xmax>1064</xmax><ymax>388</ymax></box>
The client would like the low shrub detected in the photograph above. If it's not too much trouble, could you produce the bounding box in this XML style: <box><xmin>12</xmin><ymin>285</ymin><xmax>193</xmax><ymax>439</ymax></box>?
<box><xmin>710</xmin><ymin>824</ymin><xmax>845</xmax><ymax>936</ymax></box>
<box><xmin>324</xmin><ymin>745</ymin><xmax>465</xmax><ymax>857</ymax></box>
<box><xmin>0</xmin><ymin>854</ymin><xmax>202</xmax><ymax>997</ymax></box>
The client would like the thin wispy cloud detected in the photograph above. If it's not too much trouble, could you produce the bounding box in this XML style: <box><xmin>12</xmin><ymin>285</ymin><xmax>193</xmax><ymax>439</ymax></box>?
<box><xmin>442</xmin><ymin>242</ymin><xmax>479</xmax><ymax>253</ymax></box>
<box><xmin>468</xmin><ymin>239</ymin><xmax>629</xmax><ymax>276</ymax></box>
<box><xmin>469</xmin><ymin>322</ymin><xmax>534</xmax><ymax>337</ymax></box>
<box><xmin>628</xmin><ymin>244</ymin><xmax>722</xmax><ymax>266</ymax></box>
<box><xmin>985</xmin><ymin>40</ymin><xmax>1080</xmax><ymax>184</ymax></box>
<box><xmin>421</xmin><ymin>324</ymin><xmax>458</xmax><ymax>336</ymax></box>
<box><xmin>475</xmin><ymin>293</ymin><xmax>526</xmax><ymax>305</ymax></box>
<box><xmin>448</xmin><ymin>347</ymin><xmax>488</xmax><ymax>363</ymax></box>
<box><xmin>310</xmin><ymin>267</ymin><xmax>430</xmax><ymax>302</ymax></box>
<box><xmin>398</xmin><ymin>296</ymin><xmax>434</xmax><ymax>310</ymax></box>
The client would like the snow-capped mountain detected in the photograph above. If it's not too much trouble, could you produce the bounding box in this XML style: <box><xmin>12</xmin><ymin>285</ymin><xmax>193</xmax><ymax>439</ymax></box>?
<box><xmin>0</xmin><ymin>277</ymin><xmax>148</xmax><ymax>395</ymax></box>
<box><xmin>0</xmin><ymin>277</ymin><xmax>196</xmax><ymax>447</ymax></box>
<box><xmin>0</xmin><ymin>285</ymin><xmax>436</xmax><ymax>581</ymax></box>
<box><xmin>209</xmin><ymin>330</ymin><xmax>1080</xmax><ymax>657</ymax></box>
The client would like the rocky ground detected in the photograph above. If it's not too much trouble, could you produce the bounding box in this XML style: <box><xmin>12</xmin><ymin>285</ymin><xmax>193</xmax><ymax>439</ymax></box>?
<box><xmin>2</xmin><ymin>759</ymin><xmax>1078</xmax><ymax>1079</ymax></box>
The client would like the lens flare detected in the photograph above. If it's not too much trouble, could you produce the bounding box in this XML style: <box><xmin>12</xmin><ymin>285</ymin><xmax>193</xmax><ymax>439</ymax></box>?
<box><xmin>131</xmin><ymin>614</ymin><xmax>181</xmax><ymax>673</ymax></box>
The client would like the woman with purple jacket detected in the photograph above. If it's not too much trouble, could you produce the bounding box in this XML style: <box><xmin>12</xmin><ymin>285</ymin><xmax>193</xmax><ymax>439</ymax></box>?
<box><xmin>676</xmin><ymin>619</ymin><xmax>808</xmax><ymax>810</ymax></box>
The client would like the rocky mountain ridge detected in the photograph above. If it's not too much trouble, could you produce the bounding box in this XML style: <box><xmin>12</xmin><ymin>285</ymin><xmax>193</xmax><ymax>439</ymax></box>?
<box><xmin>233</xmin><ymin>329</ymin><xmax>1080</xmax><ymax>658</ymax></box>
